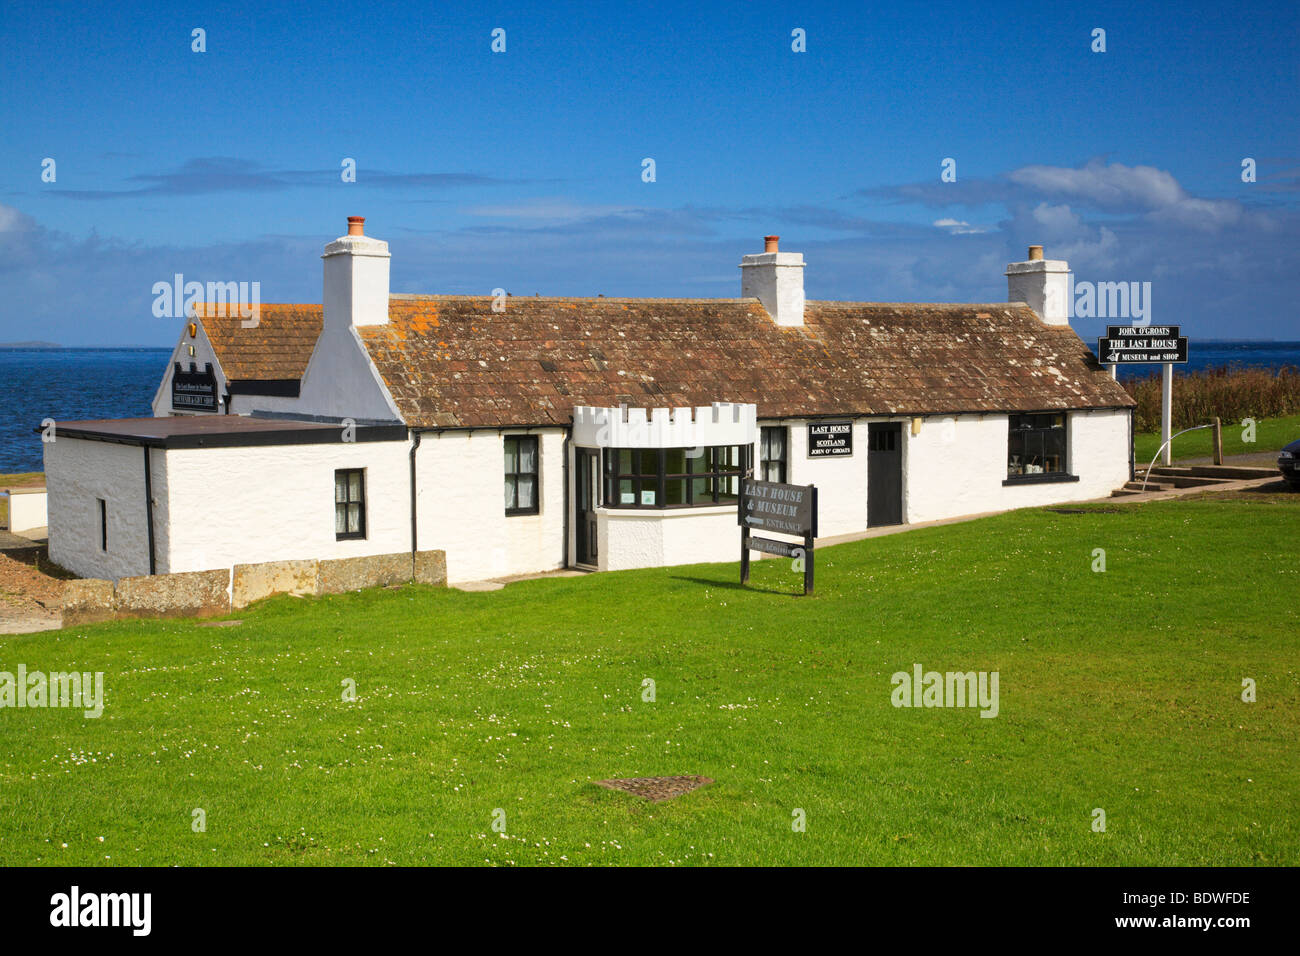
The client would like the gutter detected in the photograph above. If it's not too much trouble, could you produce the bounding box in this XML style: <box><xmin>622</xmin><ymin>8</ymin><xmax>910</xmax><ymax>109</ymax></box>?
<box><xmin>409</xmin><ymin>430</ymin><xmax>422</xmax><ymax>570</ymax></box>
<box><xmin>562</xmin><ymin>429</ymin><xmax>571</xmax><ymax>569</ymax></box>
<box><xmin>142</xmin><ymin>446</ymin><xmax>157</xmax><ymax>574</ymax></box>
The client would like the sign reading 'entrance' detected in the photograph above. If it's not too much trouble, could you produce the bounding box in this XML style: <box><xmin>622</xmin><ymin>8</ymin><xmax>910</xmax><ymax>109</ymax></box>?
<box><xmin>807</xmin><ymin>421</ymin><xmax>853</xmax><ymax>457</ymax></box>
<box><xmin>171</xmin><ymin>363</ymin><xmax>218</xmax><ymax>412</ymax></box>
<box><xmin>1096</xmin><ymin>325</ymin><xmax>1188</xmax><ymax>365</ymax></box>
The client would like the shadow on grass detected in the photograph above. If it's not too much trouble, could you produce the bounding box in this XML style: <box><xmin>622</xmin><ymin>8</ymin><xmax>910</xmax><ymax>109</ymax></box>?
<box><xmin>669</xmin><ymin>574</ymin><xmax>807</xmax><ymax>597</ymax></box>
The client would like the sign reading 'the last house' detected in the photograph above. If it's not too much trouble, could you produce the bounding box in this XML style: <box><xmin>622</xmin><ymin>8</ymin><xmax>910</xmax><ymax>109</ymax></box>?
<box><xmin>807</xmin><ymin>421</ymin><xmax>853</xmax><ymax>457</ymax></box>
<box><xmin>1096</xmin><ymin>325</ymin><xmax>1189</xmax><ymax>365</ymax></box>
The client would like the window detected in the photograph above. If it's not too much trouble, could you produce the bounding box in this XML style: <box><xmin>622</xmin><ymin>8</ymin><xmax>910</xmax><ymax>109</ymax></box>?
<box><xmin>603</xmin><ymin>445</ymin><xmax>749</xmax><ymax>508</ymax></box>
<box><xmin>335</xmin><ymin>469</ymin><xmax>366</xmax><ymax>539</ymax></box>
<box><xmin>504</xmin><ymin>436</ymin><xmax>539</xmax><ymax>515</ymax></box>
<box><xmin>760</xmin><ymin>426</ymin><xmax>788</xmax><ymax>483</ymax></box>
<box><xmin>98</xmin><ymin>498</ymin><xmax>107</xmax><ymax>551</ymax></box>
<box><xmin>1007</xmin><ymin>413</ymin><xmax>1068</xmax><ymax>478</ymax></box>
<box><xmin>868</xmin><ymin>428</ymin><xmax>897</xmax><ymax>452</ymax></box>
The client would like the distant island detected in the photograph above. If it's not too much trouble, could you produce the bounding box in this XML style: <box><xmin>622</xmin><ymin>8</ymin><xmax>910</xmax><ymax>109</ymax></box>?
<box><xmin>0</xmin><ymin>341</ymin><xmax>63</xmax><ymax>348</ymax></box>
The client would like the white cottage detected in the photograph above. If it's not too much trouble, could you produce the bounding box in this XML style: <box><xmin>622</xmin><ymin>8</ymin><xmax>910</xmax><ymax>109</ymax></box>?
<box><xmin>44</xmin><ymin>219</ymin><xmax>1134</xmax><ymax>584</ymax></box>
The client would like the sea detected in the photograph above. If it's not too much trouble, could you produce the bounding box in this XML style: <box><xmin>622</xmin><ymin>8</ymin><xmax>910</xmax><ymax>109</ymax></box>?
<box><xmin>1</xmin><ymin>341</ymin><xmax>1298</xmax><ymax>474</ymax></box>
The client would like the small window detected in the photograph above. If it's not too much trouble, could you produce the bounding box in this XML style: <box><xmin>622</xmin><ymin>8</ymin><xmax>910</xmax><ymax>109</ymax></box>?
<box><xmin>760</xmin><ymin>426</ymin><xmax>788</xmax><ymax>483</ymax></box>
<box><xmin>504</xmin><ymin>436</ymin><xmax>539</xmax><ymax>515</ymax></box>
<box><xmin>98</xmin><ymin>498</ymin><xmax>107</xmax><ymax>551</ymax></box>
<box><xmin>335</xmin><ymin>469</ymin><xmax>366</xmax><ymax>539</ymax></box>
<box><xmin>1007</xmin><ymin>413</ymin><xmax>1067</xmax><ymax>477</ymax></box>
<box><xmin>868</xmin><ymin>428</ymin><xmax>897</xmax><ymax>452</ymax></box>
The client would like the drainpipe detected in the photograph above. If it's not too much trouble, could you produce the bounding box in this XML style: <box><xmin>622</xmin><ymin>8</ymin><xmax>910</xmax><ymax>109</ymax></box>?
<box><xmin>142</xmin><ymin>446</ymin><xmax>157</xmax><ymax>574</ymax></box>
<box><xmin>562</xmin><ymin>429</ymin><xmax>571</xmax><ymax>569</ymax></box>
<box><xmin>409</xmin><ymin>430</ymin><xmax>422</xmax><ymax>573</ymax></box>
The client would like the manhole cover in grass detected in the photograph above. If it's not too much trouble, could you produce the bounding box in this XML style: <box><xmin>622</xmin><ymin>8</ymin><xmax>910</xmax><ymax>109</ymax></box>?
<box><xmin>1042</xmin><ymin>507</ymin><xmax>1120</xmax><ymax>515</ymax></box>
<box><xmin>197</xmin><ymin>620</ymin><xmax>243</xmax><ymax>628</ymax></box>
<box><xmin>594</xmin><ymin>775</ymin><xmax>713</xmax><ymax>802</ymax></box>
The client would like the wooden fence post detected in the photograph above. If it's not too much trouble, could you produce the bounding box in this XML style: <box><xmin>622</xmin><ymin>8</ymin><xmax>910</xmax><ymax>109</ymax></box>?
<box><xmin>1213</xmin><ymin>417</ymin><xmax>1223</xmax><ymax>465</ymax></box>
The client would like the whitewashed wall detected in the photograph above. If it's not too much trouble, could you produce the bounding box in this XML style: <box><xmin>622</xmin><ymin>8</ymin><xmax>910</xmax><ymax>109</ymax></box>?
<box><xmin>597</xmin><ymin>506</ymin><xmax>738</xmax><ymax>572</ymax></box>
<box><xmin>778</xmin><ymin>419</ymin><xmax>871</xmax><ymax>536</ymax></box>
<box><xmin>905</xmin><ymin>409</ymin><xmax>1130</xmax><ymax>523</ymax></box>
<box><xmin>415</xmin><ymin>429</ymin><xmax>566</xmax><ymax>584</ymax></box>
<box><xmin>43</xmin><ymin>438</ymin><xmax>154</xmax><ymax>580</ymax></box>
<box><xmin>161</xmin><ymin>439</ymin><xmax>411</xmax><ymax>572</ymax></box>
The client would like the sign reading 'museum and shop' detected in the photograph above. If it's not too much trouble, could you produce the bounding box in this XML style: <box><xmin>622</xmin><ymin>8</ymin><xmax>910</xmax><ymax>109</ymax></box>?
<box><xmin>171</xmin><ymin>363</ymin><xmax>218</xmax><ymax>412</ymax></box>
<box><xmin>1096</xmin><ymin>325</ymin><xmax>1188</xmax><ymax>365</ymax></box>
<box><xmin>739</xmin><ymin>477</ymin><xmax>818</xmax><ymax>595</ymax></box>
<box><xmin>807</xmin><ymin>421</ymin><xmax>853</xmax><ymax>457</ymax></box>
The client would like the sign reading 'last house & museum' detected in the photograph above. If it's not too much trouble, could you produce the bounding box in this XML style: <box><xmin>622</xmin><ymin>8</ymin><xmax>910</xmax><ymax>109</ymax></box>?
<box><xmin>738</xmin><ymin>477</ymin><xmax>819</xmax><ymax>595</ymax></box>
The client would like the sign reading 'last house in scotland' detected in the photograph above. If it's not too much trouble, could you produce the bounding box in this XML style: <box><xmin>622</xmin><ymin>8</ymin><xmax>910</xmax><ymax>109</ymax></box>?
<box><xmin>807</xmin><ymin>421</ymin><xmax>853</xmax><ymax>457</ymax></box>
<box><xmin>1096</xmin><ymin>325</ymin><xmax>1189</xmax><ymax>365</ymax></box>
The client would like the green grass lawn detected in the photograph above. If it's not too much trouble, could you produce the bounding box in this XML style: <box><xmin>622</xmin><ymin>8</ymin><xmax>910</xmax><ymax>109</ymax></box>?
<box><xmin>1132</xmin><ymin>413</ymin><xmax>1300</xmax><ymax>466</ymax></box>
<box><xmin>1</xmin><ymin>496</ymin><xmax>1296</xmax><ymax>866</ymax></box>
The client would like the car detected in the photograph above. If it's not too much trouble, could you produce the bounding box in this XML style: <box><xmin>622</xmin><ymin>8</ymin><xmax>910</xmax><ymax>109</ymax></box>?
<box><xmin>1279</xmin><ymin>439</ymin><xmax>1300</xmax><ymax>489</ymax></box>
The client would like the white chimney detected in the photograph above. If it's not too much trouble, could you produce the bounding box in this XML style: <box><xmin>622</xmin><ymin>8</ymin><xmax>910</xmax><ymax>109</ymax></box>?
<box><xmin>323</xmin><ymin>216</ymin><xmax>390</xmax><ymax>328</ymax></box>
<box><xmin>1006</xmin><ymin>244</ymin><xmax>1069</xmax><ymax>326</ymax></box>
<box><xmin>740</xmin><ymin>235</ymin><xmax>805</xmax><ymax>327</ymax></box>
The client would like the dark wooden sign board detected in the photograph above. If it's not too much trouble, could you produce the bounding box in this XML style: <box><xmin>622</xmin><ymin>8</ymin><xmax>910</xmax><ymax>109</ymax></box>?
<box><xmin>739</xmin><ymin>477</ymin><xmax>818</xmax><ymax>595</ymax></box>
<box><xmin>172</xmin><ymin>362</ymin><xmax>218</xmax><ymax>412</ymax></box>
<box><xmin>807</xmin><ymin>421</ymin><xmax>853</xmax><ymax>457</ymax></box>
<box><xmin>1096</xmin><ymin>325</ymin><xmax>1188</xmax><ymax>365</ymax></box>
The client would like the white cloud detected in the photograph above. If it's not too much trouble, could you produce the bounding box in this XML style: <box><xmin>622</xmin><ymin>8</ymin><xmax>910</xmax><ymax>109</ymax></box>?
<box><xmin>933</xmin><ymin>218</ymin><xmax>989</xmax><ymax>234</ymax></box>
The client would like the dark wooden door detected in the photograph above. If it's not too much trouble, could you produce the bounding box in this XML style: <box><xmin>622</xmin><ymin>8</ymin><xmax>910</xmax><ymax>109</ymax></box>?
<box><xmin>576</xmin><ymin>450</ymin><xmax>599</xmax><ymax>565</ymax></box>
<box><xmin>867</xmin><ymin>422</ymin><xmax>903</xmax><ymax>527</ymax></box>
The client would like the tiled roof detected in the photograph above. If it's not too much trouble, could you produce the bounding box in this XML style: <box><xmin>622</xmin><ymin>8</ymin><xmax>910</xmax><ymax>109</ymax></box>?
<box><xmin>193</xmin><ymin>303</ymin><xmax>322</xmax><ymax>382</ymax></box>
<box><xmin>357</xmin><ymin>295</ymin><xmax>1134</xmax><ymax>428</ymax></box>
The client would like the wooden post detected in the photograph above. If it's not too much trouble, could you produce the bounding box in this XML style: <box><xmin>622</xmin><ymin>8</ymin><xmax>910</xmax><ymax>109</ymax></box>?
<box><xmin>803</xmin><ymin>485</ymin><xmax>818</xmax><ymax>596</ymax></box>
<box><xmin>740</xmin><ymin>526</ymin><xmax>750</xmax><ymax>584</ymax></box>
<box><xmin>739</xmin><ymin>476</ymin><xmax>750</xmax><ymax>584</ymax></box>
<box><xmin>1213</xmin><ymin>416</ymin><xmax>1223</xmax><ymax>465</ymax></box>
<box><xmin>1161</xmin><ymin>362</ymin><xmax>1173</xmax><ymax>466</ymax></box>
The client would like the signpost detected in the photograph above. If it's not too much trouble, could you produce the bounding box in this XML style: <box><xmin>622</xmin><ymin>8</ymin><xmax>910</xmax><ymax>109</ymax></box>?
<box><xmin>807</xmin><ymin>421</ymin><xmax>853</xmax><ymax>457</ymax></box>
<box><xmin>1094</xmin><ymin>326</ymin><xmax>1189</xmax><ymax>466</ymax></box>
<box><xmin>738</xmin><ymin>476</ymin><xmax>818</xmax><ymax>595</ymax></box>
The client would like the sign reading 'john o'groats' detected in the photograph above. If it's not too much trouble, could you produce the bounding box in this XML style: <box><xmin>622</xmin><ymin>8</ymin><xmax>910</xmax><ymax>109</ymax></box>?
<box><xmin>807</xmin><ymin>421</ymin><xmax>853</xmax><ymax>457</ymax></box>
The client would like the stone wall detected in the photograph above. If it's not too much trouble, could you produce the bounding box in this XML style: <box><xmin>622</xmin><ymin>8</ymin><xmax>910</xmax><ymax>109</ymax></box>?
<box><xmin>60</xmin><ymin>549</ymin><xmax>447</xmax><ymax>625</ymax></box>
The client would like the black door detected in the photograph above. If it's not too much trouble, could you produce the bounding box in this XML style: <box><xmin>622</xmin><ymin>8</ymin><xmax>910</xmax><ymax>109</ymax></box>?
<box><xmin>575</xmin><ymin>449</ymin><xmax>599</xmax><ymax>565</ymax></box>
<box><xmin>867</xmin><ymin>422</ymin><xmax>903</xmax><ymax>527</ymax></box>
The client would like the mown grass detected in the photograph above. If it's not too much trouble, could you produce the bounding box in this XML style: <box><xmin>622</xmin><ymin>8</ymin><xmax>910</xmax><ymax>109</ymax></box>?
<box><xmin>1132</xmin><ymin>412</ymin><xmax>1300</xmax><ymax>466</ymax></box>
<box><xmin>0</xmin><ymin>497</ymin><xmax>1296</xmax><ymax>866</ymax></box>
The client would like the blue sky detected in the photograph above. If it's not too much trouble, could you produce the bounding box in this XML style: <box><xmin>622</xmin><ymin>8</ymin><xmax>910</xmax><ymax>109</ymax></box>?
<box><xmin>1</xmin><ymin>0</ymin><xmax>1297</xmax><ymax>345</ymax></box>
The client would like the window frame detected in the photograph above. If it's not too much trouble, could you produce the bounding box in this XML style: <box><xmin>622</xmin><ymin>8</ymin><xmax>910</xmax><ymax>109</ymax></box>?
<box><xmin>760</xmin><ymin>426</ymin><xmax>788</xmax><ymax>484</ymax></box>
<box><xmin>1005</xmin><ymin>412</ymin><xmax>1078</xmax><ymax>485</ymax></box>
<box><xmin>97</xmin><ymin>498</ymin><xmax>107</xmax><ymax>551</ymax></box>
<box><xmin>334</xmin><ymin>468</ymin><xmax>367</xmax><ymax>540</ymax></box>
<box><xmin>602</xmin><ymin>445</ymin><xmax>750</xmax><ymax>509</ymax></box>
<box><xmin>504</xmin><ymin>435</ymin><xmax>541</xmax><ymax>517</ymax></box>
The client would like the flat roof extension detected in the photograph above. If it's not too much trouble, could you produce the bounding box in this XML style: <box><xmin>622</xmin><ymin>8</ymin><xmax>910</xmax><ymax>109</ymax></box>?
<box><xmin>37</xmin><ymin>416</ymin><xmax>408</xmax><ymax>449</ymax></box>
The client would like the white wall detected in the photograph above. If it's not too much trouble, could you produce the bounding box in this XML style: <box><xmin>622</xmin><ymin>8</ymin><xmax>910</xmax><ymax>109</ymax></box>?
<box><xmin>906</xmin><ymin>409</ymin><xmax>1131</xmax><ymax>523</ymax></box>
<box><xmin>415</xmin><ymin>429</ymin><xmax>566</xmax><ymax>584</ymax></box>
<box><xmin>779</xmin><ymin>419</ymin><xmax>871</xmax><ymax>536</ymax></box>
<box><xmin>597</xmin><ymin>506</ymin><xmax>738</xmax><ymax>572</ymax></box>
<box><xmin>4</xmin><ymin>489</ymin><xmax>47</xmax><ymax>534</ymax></box>
<box><xmin>161</xmin><ymin>439</ymin><xmax>412</xmax><ymax>573</ymax></box>
<box><xmin>43</xmin><ymin>438</ymin><xmax>154</xmax><ymax>580</ymax></box>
